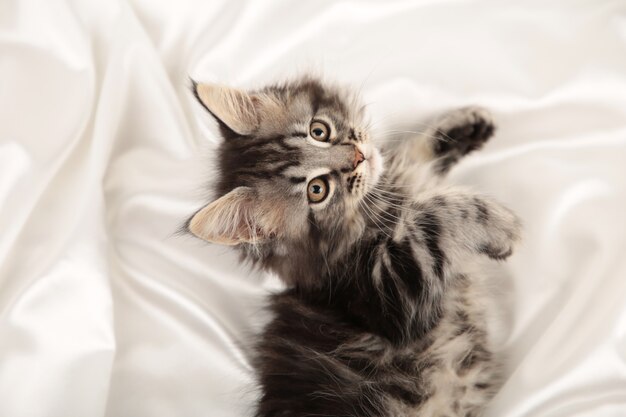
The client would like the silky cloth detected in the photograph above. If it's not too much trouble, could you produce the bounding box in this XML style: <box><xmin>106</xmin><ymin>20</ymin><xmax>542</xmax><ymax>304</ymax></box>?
<box><xmin>1</xmin><ymin>1</ymin><xmax>626</xmax><ymax>416</ymax></box>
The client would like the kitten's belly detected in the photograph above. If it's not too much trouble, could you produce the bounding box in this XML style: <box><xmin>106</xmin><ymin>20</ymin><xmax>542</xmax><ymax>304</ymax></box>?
<box><xmin>256</xmin><ymin>276</ymin><xmax>501</xmax><ymax>417</ymax></box>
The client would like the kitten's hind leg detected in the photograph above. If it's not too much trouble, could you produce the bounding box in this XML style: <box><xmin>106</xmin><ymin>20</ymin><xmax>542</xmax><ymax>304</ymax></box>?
<box><xmin>427</xmin><ymin>106</ymin><xmax>495</xmax><ymax>175</ymax></box>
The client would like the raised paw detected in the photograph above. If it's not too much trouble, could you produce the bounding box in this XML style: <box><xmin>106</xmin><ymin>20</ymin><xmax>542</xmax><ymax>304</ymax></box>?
<box><xmin>431</xmin><ymin>107</ymin><xmax>496</xmax><ymax>174</ymax></box>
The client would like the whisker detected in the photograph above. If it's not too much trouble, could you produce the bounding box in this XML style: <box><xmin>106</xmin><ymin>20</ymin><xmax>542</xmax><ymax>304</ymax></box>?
<box><xmin>358</xmin><ymin>199</ymin><xmax>393</xmax><ymax>240</ymax></box>
<box><xmin>364</xmin><ymin>194</ymin><xmax>404</xmax><ymax>225</ymax></box>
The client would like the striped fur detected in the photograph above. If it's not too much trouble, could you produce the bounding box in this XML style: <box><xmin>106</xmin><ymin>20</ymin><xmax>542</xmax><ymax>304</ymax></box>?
<box><xmin>188</xmin><ymin>77</ymin><xmax>521</xmax><ymax>417</ymax></box>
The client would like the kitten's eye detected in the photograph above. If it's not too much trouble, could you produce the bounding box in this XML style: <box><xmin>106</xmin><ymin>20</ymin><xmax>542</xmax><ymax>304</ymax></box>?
<box><xmin>307</xmin><ymin>177</ymin><xmax>329</xmax><ymax>203</ymax></box>
<box><xmin>310</xmin><ymin>121</ymin><xmax>330</xmax><ymax>142</ymax></box>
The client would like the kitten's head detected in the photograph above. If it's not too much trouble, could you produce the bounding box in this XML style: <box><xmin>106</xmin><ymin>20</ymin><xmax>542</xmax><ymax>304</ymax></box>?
<box><xmin>187</xmin><ymin>77</ymin><xmax>383</xmax><ymax>286</ymax></box>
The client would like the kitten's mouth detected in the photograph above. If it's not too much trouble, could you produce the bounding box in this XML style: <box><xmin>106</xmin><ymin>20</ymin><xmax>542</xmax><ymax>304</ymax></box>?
<box><xmin>360</xmin><ymin>146</ymin><xmax>383</xmax><ymax>189</ymax></box>
<box><xmin>367</xmin><ymin>148</ymin><xmax>383</xmax><ymax>187</ymax></box>
<box><xmin>352</xmin><ymin>145</ymin><xmax>383</xmax><ymax>198</ymax></box>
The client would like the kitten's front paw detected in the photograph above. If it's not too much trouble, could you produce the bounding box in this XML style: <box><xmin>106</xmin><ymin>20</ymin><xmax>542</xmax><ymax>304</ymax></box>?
<box><xmin>480</xmin><ymin>243</ymin><xmax>514</xmax><ymax>261</ymax></box>
<box><xmin>433</xmin><ymin>107</ymin><xmax>496</xmax><ymax>158</ymax></box>
<box><xmin>475</xmin><ymin>199</ymin><xmax>522</xmax><ymax>261</ymax></box>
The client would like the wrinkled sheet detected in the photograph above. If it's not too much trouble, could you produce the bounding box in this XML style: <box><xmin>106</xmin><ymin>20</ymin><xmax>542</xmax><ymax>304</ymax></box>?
<box><xmin>1</xmin><ymin>0</ymin><xmax>626</xmax><ymax>416</ymax></box>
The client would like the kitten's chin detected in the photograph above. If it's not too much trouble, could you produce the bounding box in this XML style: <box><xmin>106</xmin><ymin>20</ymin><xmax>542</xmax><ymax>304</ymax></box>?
<box><xmin>367</xmin><ymin>148</ymin><xmax>384</xmax><ymax>187</ymax></box>
<box><xmin>359</xmin><ymin>147</ymin><xmax>383</xmax><ymax>198</ymax></box>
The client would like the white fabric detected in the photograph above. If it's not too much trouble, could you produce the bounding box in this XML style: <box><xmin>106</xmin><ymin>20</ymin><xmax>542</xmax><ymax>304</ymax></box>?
<box><xmin>1</xmin><ymin>1</ymin><xmax>626</xmax><ymax>416</ymax></box>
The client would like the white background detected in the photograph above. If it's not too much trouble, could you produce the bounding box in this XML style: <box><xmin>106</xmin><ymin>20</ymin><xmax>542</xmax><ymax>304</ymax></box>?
<box><xmin>1</xmin><ymin>0</ymin><xmax>626</xmax><ymax>416</ymax></box>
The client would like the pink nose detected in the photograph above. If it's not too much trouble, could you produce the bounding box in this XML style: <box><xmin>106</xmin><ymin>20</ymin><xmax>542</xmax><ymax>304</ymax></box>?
<box><xmin>353</xmin><ymin>146</ymin><xmax>365</xmax><ymax>168</ymax></box>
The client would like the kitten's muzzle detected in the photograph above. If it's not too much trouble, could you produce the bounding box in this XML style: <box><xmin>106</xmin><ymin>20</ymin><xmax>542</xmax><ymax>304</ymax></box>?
<box><xmin>353</xmin><ymin>146</ymin><xmax>365</xmax><ymax>169</ymax></box>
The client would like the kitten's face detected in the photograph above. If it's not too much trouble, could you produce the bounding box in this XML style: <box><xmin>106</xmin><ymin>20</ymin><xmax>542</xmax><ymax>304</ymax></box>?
<box><xmin>188</xmin><ymin>78</ymin><xmax>383</xmax><ymax>281</ymax></box>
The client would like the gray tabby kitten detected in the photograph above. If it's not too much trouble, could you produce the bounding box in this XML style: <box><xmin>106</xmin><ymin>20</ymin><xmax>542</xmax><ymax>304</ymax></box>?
<box><xmin>187</xmin><ymin>76</ymin><xmax>521</xmax><ymax>417</ymax></box>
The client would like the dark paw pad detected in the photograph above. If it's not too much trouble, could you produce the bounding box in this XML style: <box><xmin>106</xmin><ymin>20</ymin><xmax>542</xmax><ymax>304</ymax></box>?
<box><xmin>445</xmin><ymin>118</ymin><xmax>495</xmax><ymax>154</ymax></box>
<box><xmin>434</xmin><ymin>108</ymin><xmax>496</xmax><ymax>157</ymax></box>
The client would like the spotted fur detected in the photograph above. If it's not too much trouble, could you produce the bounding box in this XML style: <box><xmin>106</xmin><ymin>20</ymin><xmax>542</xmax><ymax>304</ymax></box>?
<box><xmin>187</xmin><ymin>77</ymin><xmax>521</xmax><ymax>417</ymax></box>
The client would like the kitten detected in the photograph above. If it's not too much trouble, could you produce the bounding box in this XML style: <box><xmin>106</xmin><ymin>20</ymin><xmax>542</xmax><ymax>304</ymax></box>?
<box><xmin>186</xmin><ymin>76</ymin><xmax>521</xmax><ymax>417</ymax></box>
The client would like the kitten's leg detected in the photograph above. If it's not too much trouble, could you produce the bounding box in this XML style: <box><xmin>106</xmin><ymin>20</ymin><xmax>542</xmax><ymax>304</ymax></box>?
<box><xmin>364</xmin><ymin>187</ymin><xmax>521</xmax><ymax>342</ymax></box>
<box><xmin>384</xmin><ymin>107</ymin><xmax>495</xmax><ymax>177</ymax></box>
<box><xmin>427</xmin><ymin>107</ymin><xmax>495</xmax><ymax>175</ymax></box>
<box><xmin>412</xmin><ymin>187</ymin><xmax>522</xmax><ymax>262</ymax></box>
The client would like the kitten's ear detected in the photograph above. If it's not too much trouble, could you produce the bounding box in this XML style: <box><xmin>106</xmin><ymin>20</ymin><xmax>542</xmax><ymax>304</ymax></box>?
<box><xmin>187</xmin><ymin>187</ymin><xmax>279</xmax><ymax>245</ymax></box>
<box><xmin>193</xmin><ymin>81</ymin><xmax>258</xmax><ymax>135</ymax></box>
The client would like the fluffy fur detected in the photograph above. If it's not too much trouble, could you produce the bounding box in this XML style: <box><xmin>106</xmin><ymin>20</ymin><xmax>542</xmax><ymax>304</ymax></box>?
<box><xmin>187</xmin><ymin>76</ymin><xmax>521</xmax><ymax>417</ymax></box>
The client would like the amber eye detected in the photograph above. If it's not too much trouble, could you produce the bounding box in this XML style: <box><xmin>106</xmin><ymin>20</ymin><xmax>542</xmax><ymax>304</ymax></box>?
<box><xmin>307</xmin><ymin>177</ymin><xmax>329</xmax><ymax>203</ymax></box>
<box><xmin>310</xmin><ymin>121</ymin><xmax>330</xmax><ymax>142</ymax></box>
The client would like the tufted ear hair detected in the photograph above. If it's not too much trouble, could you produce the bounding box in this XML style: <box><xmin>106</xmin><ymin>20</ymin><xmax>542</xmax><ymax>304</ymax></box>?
<box><xmin>193</xmin><ymin>81</ymin><xmax>259</xmax><ymax>135</ymax></box>
<box><xmin>187</xmin><ymin>187</ymin><xmax>284</xmax><ymax>245</ymax></box>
